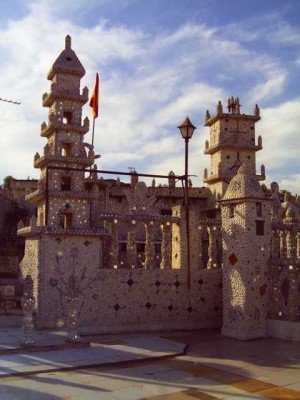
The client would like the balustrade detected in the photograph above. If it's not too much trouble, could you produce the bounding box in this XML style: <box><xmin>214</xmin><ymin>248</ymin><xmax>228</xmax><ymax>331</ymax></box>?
<box><xmin>100</xmin><ymin>211</ymin><xmax>221</xmax><ymax>270</ymax></box>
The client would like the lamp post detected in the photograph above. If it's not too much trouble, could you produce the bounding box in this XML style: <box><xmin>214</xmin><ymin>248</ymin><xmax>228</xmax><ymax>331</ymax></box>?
<box><xmin>178</xmin><ymin>117</ymin><xmax>197</xmax><ymax>289</ymax></box>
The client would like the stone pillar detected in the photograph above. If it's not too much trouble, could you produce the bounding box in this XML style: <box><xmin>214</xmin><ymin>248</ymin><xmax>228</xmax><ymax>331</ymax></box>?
<box><xmin>271</xmin><ymin>229</ymin><xmax>280</xmax><ymax>259</ymax></box>
<box><xmin>189</xmin><ymin>207</ymin><xmax>203</xmax><ymax>269</ymax></box>
<box><xmin>109</xmin><ymin>220</ymin><xmax>119</xmax><ymax>268</ymax></box>
<box><xmin>269</xmin><ymin>266</ymin><xmax>282</xmax><ymax>319</ymax></box>
<box><xmin>287</xmin><ymin>228</ymin><xmax>297</xmax><ymax>260</ymax></box>
<box><xmin>144</xmin><ymin>221</ymin><xmax>155</xmax><ymax>269</ymax></box>
<box><xmin>197</xmin><ymin>226</ymin><xmax>203</xmax><ymax>268</ymax></box>
<box><xmin>160</xmin><ymin>222</ymin><xmax>172</xmax><ymax>269</ymax></box>
<box><xmin>288</xmin><ymin>268</ymin><xmax>299</xmax><ymax>321</ymax></box>
<box><xmin>126</xmin><ymin>220</ymin><xmax>137</xmax><ymax>268</ymax></box>
<box><xmin>297</xmin><ymin>232</ymin><xmax>300</xmax><ymax>259</ymax></box>
<box><xmin>207</xmin><ymin>225</ymin><xmax>217</xmax><ymax>269</ymax></box>
<box><xmin>280</xmin><ymin>230</ymin><xmax>287</xmax><ymax>260</ymax></box>
<box><xmin>171</xmin><ymin>205</ymin><xmax>187</xmax><ymax>270</ymax></box>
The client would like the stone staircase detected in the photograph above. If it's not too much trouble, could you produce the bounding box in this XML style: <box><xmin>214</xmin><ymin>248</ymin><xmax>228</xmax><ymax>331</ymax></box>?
<box><xmin>0</xmin><ymin>256</ymin><xmax>23</xmax><ymax>327</ymax></box>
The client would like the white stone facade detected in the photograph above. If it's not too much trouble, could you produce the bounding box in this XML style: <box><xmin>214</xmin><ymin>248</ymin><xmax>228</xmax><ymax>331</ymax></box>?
<box><xmin>17</xmin><ymin>36</ymin><xmax>300</xmax><ymax>339</ymax></box>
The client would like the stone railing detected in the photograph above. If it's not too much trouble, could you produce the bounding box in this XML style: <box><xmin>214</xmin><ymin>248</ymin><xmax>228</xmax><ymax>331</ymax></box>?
<box><xmin>99</xmin><ymin>210</ymin><xmax>222</xmax><ymax>270</ymax></box>
<box><xmin>98</xmin><ymin>212</ymin><xmax>179</xmax><ymax>269</ymax></box>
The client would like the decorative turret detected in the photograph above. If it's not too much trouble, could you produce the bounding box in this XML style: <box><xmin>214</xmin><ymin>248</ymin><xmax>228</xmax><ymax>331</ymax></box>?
<box><xmin>204</xmin><ymin>97</ymin><xmax>263</xmax><ymax>198</ymax></box>
<box><xmin>219</xmin><ymin>165</ymin><xmax>272</xmax><ymax>339</ymax></box>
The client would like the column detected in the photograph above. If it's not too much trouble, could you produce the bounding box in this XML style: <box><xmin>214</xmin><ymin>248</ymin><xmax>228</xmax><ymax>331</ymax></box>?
<box><xmin>197</xmin><ymin>225</ymin><xmax>203</xmax><ymax>268</ymax></box>
<box><xmin>171</xmin><ymin>205</ymin><xmax>186</xmax><ymax>270</ymax></box>
<box><xmin>271</xmin><ymin>229</ymin><xmax>280</xmax><ymax>259</ymax></box>
<box><xmin>288</xmin><ymin>268</ymin><xmax>299</xmax><ymax>321</ymax></box>
<box><xmin>160</xmin><ymin>222</ymin><xmax>172</xmax><ymax>269</ymax></box>
<box><xmin>109</xmin><ymin>220</ymin><xmax>119</xmax><ymax>268</ymax></box>
<box><xmin>280</xmin><ymin>230</ymin><xmax>287</xmax><ymax>260</ymax></box>
<box><xmin>207</xmin><ymin>225</ymin><xmax>217</xmax><ymax>269</ymax></box>
<box><xmin>126</xmin><ymin>220</ymin><xmax>137</xmax><ymax>268</ymax></box>
<box><xmin>297</xmin><ymin>232</ymin><xmax>300</xmax><ymax>259</ymax></box>
<box><xmin>189</xmin><ymin>207</ymin><xmax>203</xmax><ymax>269</ymax></box>
<box><xmin>144</xmin><ymin>221</ymin><xmax>155</xmax><ymax>269</ymax></box>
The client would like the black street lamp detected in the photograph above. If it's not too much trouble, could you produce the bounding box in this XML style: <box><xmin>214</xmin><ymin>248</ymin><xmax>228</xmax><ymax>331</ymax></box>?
<box><xmin>178</xmin><ymin>117</ymin><xmax>197</xmax><ymax>289</ymax></box>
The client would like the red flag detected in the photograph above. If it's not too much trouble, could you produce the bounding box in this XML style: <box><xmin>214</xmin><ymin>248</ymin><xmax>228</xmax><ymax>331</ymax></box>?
<box><xmin>89</xmin><ymin>73</ymin><xmax>99</xmax><ymax>119</ymax></box>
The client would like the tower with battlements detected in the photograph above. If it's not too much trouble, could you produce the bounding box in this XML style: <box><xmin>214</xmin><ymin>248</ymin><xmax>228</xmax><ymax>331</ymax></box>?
<box><xmin>203</xmin><ymin>97</ymin><xmax>265</xmax><ymax>198</ymax></box>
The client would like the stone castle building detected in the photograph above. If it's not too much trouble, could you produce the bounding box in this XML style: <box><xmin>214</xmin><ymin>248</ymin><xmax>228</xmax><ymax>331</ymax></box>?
<box><xmin>14</xmin><ymin>36</ymin><xmax>300</xmax><ymax>340</ymax></box>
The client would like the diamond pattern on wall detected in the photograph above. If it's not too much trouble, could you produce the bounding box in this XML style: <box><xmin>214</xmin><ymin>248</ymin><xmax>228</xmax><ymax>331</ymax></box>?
<box><xmin>260</xmin><ymin>283</ymin><xmax>267</xmax><ymax>296</ymax></box>
<box><xmin>113</xmin><ymin>304</ymin><xmax>120</xmax><ymax>311</ymax></box>
<box><xmin>187</xmin><ymin>306</ymin><xmax>193</xmax><ymax>313</ymax></box>
<box><xmin>155</xmin><ymin>280</ymin><xmax>161</xmax><ymax>287</ymax></box>
<box><xmin>174</xmin><ymin>280</ymin><xmax>181</xmax><ymax>288</ymax></box>
<box><xmin>228</xmin><ymin>252</ymin><xmax>238</xmax><ymax>266</ymax></box>
<box><xmin>127</xmin><ymin>278</ymin><xmax>134</xmax><ymax>287</ymax></box>
<box><xmin>145</xmin><ymin>302</ymin><xmax>152</xmax><ymax>309</ymax></box>
<box><xmin>168</xmin><ymin>305</ymin><xmax>174</xmax><ymax>311</ymax></box>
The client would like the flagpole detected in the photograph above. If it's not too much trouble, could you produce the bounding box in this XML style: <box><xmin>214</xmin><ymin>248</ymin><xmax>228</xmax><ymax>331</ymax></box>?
<box><xmin>90</xmin><ymin>117</ymin><xmax>95</xmax><ymax>174</ymax></box>
<box><xmin>91</xmin><ymin>116</ymin><xmax>95</xmax><ymax>148</ymax></box>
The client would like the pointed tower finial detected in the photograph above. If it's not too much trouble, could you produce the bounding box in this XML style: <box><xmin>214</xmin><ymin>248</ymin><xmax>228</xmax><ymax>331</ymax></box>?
<box><xmin>217</xmin><ymin>100</ymin><xmax>223</xmax><ymax>115</ymax></box>
<box><xmin>65</xmin><ymin>35</ymin><xmax>71</xmax><ymax>49</ymax></box>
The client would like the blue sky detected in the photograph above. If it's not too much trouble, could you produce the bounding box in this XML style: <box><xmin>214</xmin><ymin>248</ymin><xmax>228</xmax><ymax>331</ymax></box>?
<box><xmin>0</xmin><ymin>0</ymin><xmax>299</xmax><ymax>192</ymax></box>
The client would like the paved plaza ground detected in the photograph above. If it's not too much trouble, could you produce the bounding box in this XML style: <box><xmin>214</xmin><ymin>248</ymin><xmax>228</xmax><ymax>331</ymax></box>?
<box><xmin>0</xmin><ymin>328</ymin><xmax>299</xmax><ymax>399</ymax></box>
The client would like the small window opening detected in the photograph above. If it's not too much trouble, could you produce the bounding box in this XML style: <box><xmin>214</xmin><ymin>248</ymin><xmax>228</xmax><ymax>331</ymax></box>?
<box><xmin>61</xmin><ymin>143</ymin><xmax>71</xmax><ymax>157</ymax></box>
<box><xmin>161</xmin><ymin>209</ymin><xmax>172</xmax><ymax>216</ymax></box>
<box><xmin>119</xmin><ymin>242</ymin><xmax>127</xmax><ymax>252</ymax></box>
<box><xmin>137</xmin><ymin>243</ymin><xmax>145</xmax><ymax>252</ymax></box>
<box><xmin>59</xmin><ymin>213</ymin><xmax>72</xmax><ymax>229</ymax></box>
<box><xmin>63</xmin><ymin>111</ymin><xmax>72</xmax><ymax>124</ymax></box>
<box><xmin>229</xmin><ymin>205</ymin><xmax>235</xmax><ymax>218</ymax></box>
<box><xmin>256</xmin><ymin>220</ymin><xmax>264</xmax><ymax>236</ymax></box>
<box><xmin>207</xmin><ymin>210</ymin><xmax>216</xmax><ymax>219</ymax></box>
<box><xmin>61</xmin><ymin>176</ymin><xmax>71</xmax><ymax>191</ymax></box>
<box><xmin>256</xmin><ymin>202</ymin><xmax>262</xmax><ymax>217</ymax></box>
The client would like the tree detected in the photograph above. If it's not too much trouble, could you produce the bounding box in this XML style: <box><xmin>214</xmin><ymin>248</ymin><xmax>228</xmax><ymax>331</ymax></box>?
<box><xmin>3</xmin><ymin>175</ymin><xmax>14</xmax><ymax>189</ymax></box>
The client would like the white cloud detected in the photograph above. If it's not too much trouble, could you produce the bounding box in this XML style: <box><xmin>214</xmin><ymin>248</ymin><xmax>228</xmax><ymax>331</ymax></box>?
<box><xmin>256</xmin><ymin>99</ymin><xmax>300</xmax><ymax>191</ymax></box>
<box><xmin>248</xmin><ymin>72</ymin><xmax>287</xmax><ymax>103</ymax></box>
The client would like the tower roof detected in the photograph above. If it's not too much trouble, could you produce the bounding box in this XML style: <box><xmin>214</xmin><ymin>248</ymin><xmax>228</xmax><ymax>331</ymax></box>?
<box><xmin>47</xmin><ymin>35</ymin><xmax>85</xmax><ymax>80</ymax></box>
<box><xmin>222</xmin><ymin>165</ymin><xmax>265</xmax><ymax>201</ymax></box>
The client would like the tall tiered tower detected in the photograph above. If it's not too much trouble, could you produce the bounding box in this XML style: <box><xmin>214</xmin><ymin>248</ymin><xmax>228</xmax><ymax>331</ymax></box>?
<box><xmin>19</xmin><ymin>36</ymin><xmax>104</xmax><ymax>328</ymax></box>
<box><xmin>32</xmin><ymin>35</ymin><xmax>93</xmax><ymax>228</ymax></box>
<box><xmin>203</xmin><ymin>97</ymin><xmax>265</xmax><ymax>198</ymax></box>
